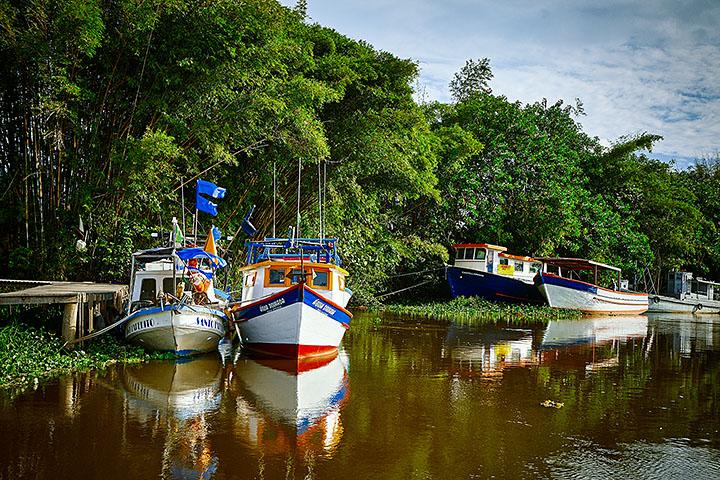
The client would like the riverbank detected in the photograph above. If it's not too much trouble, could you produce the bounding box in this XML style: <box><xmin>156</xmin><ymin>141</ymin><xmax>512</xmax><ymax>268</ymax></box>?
<box><xmin>376</xmin><ymin>296</ymin><xmax>581</xmax><ymax>324</ymax></box>
<box><xmin>0</xmin><ymin>323</ymin><xmax>172</xmax><ymax>394</ymax></box>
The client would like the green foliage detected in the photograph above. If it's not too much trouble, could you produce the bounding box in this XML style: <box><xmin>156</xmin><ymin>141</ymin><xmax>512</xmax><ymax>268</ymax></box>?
<box><xmin>0</xmin><ymin>1</ymin><xmax>716</xmax><ymax>303</ymax></box>
<box><xmin>0</xmin><ymin>323</ymin><xmax>170</xmax><ymax>392</ymax></box>
<box><xmin>379</xmin><ymin>296</ymin><xmax>581</xmax><ymax>324</ymax></box>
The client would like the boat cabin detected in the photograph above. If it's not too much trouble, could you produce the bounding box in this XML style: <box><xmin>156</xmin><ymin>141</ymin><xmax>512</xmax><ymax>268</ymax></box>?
<box><xmin>453</xmin><ymin>243</ymin><xmax>542</xmax><ymax>283</ymax></box>
<box><xmin>666</xmin><ymin>271</ymin><xmax>720</xmax><ymax>301</ymax></box>
<box><xmin>129</xmin><ymin>247</ymin><xmax>225</xmax><ymax>312</ymax></box>
<box><xmin>535</xmin><ymin>257</ymin><xmax>625</xmax><ymax>290</ymax></box>
<box><xmin>241</xmin><ymin>238</ymin><xmax>352</xmax><ymax>308</ymax></box>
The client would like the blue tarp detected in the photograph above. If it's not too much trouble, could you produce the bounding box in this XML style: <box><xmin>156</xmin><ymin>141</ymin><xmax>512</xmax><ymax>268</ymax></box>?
<box><xmin>176</xmin><ymin>247</ymin><xmax>227</xmax><ymax>268</ymax></box>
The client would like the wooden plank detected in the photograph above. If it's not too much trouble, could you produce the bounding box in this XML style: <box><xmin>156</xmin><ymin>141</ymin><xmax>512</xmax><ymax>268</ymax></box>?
<box><xmin>0</xmin><ymin>295</ymin><xmax>79</xmax><ymax>305</ymax></box>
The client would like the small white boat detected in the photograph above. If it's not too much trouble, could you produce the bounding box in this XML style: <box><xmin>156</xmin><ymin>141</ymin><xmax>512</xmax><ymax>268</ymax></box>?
<box><xmin>534</xmin><ymin>257</ymin><xmax>648</xmax><ymax>314</ymax></box>
<box><xmin>230</xmin><ymin>237</ymin><xmax>352</xmax><ymax>358</ymax></box>
<box><xmin>125</xmin><ymin>246</ymin><xmax>229</xmax><ymax>355</ymax></box>
<box><xmin>648</xmin><ymin>271</ymin><xmax>720</xmax><ymax>314</ymax></box>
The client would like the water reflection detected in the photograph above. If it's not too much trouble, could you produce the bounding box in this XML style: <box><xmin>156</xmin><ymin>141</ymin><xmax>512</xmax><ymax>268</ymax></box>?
<box><xmin>119</xmin><ymin>357</ymin><xmax>222</xmax><ymax>479</ymax></box>
<box><xmin>444</xmin><ymin>315</ymin><xmax>650</xmax><ymax>375</ymax></box>
<box><xmin>1</xmin><ymin>313</ymin><xmax>719</xmax><ymax>479</ymax></box>
<box><xmin>230</xmin><ymin>352</ymin><xmax>349</xmax><ymax>459</ymax></box>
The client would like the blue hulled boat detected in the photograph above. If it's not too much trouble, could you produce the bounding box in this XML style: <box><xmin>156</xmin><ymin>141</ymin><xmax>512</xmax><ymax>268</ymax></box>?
<box><xmin>447</xmin><ymin>243</ymin><xmax>544</xmax><ymax>304</ymax></box>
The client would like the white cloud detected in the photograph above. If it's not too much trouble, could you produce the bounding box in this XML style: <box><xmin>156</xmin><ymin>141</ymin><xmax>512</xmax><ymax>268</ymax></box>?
<box><xmin>280</xmin><ymin>0</ymin><xmax>720</xmax><ymax>166</ymax></box>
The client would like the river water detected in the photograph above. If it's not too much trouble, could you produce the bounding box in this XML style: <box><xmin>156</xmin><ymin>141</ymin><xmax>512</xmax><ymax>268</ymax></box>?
<box><xmin>1</xmin><ymin>313</ymin><xmax>719</xmax><ymax>479</ymax></box>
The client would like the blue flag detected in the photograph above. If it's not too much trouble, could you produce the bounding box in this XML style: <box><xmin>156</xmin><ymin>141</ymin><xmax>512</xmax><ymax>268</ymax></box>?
<box><xmin>212</xmin><ymin>225</ymin><xmax>222</xmax><ymax>241</ymax></box>
<box><xmin>242</xmin><ymin>204</ymin><xmax>257</xmax><ymax>236</ymax></box>
<box><xmin>196</xmin><ymin>179</ymin><xmax>226</xmax><ymax>216</ymax></box>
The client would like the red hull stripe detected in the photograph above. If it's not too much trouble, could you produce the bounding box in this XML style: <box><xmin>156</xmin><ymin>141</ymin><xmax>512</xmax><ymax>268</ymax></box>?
<box><xmin>244</xmin><ymin>343</ymin><xmax>339</xmax><ymax>359</ymax></box>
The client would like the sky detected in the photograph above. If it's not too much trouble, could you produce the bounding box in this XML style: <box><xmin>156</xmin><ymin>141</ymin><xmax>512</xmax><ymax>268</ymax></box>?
<box><xmin>280</xmin><ymin>0</ymin><xmax>720</xmax><ymax>168</ymax></box>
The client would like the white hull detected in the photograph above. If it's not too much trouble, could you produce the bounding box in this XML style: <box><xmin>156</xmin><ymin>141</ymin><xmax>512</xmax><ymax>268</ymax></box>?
<box><xmin>537</xmin><ymin>281</ymin><xmax>648</xmax><ymax>314</ymax></box>
<box><xmin>648</xmin><ymin>295</ymin><xmax>720</xmax><ymax>314</ymax></box>
<box><xmin>126</xmin><ymin>306</ymin><xmax>225</xmax><ymax>355</ymax></box>
<box><xmin>237</xmin><ymin>301</ymin><xmax>347</xmax><ymax>357</ymax></box>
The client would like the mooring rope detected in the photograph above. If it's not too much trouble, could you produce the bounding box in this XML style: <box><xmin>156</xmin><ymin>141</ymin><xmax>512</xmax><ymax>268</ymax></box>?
<box><xmin>376</xmin><ymin>279</ymin><xmax>434</xmax><ymax>299</ymax></box>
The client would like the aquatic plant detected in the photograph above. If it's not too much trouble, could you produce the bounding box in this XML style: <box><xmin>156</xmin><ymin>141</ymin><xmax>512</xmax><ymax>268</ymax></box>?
<box><xmin>376</xmin><ymin>296</ymin><xmax>581</xmax><ymax>324</ymax></box>
<box><xmin>0</xmin><ymin>323</ymin><xmax>173</xmax><ymax>392</ymax></box>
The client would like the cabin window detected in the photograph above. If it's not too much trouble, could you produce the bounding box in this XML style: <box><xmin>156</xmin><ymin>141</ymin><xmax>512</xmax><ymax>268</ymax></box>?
<box><xmin>268</xmin><ymin>268</ymin><xmax>286</xmax><ymax>285</ymax></box>
<box><xmin>312</xmin><ymin>269</ymin><xmax>329</xmax><ymax>289</ymax></box>
<box><xmin>499</xmin><ymin>258</ymin><xmax>509</xmax><ymax>266</ymax></box>
<box><xmin>290</xmin><ymin>268</ymin><xmax>308</xmax><ymax>284</ymax></box>
<box><xmin>456</xmin><ymin>248</ymin><xmax>465</xmax><ymax>260</ymax></box>
<box><xmin>514</xmin><ymin>261</ymin><xmax>524</xmax><ymax>272</ymax></box>
<box><xmin>474</xmin><ymin>249</ymin><xmax>486</xmax><ymax>261</ymax></box>
<box><xmin>244</xmin><ymin>271</ymin><xmax>257</xmax><ymax>287</ymax></box>
<box><xmin>529</xmin><ymin>263</ymin><xmax>541</xmax><ymax>274</ymax></box>
<box><xmin>162</xmin><ymin>277</ymin><xmax>179</xmax><ymax>294</ymax></box>
<box><xmin>464</xmin><ymin>248</ymin><xmax>475</xmax><ymax>260</ymax></box>
<box><xmin>139</xmin><ymin>278</ymin><xmax>156</xmax><ymax>301</ymax></box>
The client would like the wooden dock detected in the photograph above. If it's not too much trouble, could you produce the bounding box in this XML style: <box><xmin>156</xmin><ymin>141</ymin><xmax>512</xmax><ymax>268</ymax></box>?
<box><xmin>0</xmin><ymin>280</ymin><xmax>128</xmax><ymax>343</ymax></box>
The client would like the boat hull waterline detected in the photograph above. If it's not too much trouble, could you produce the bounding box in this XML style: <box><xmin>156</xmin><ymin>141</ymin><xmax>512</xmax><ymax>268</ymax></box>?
<box><xmin>125</xmin><ymin>304</ymin><xmax>226</xmax><ymax>355</ymax></box>
<box><xmin>648</xmin><ymin>295</ymin><xmax>720</xmax><ymax>314</ymax></box>
<box><xmin>535</xmin><ymin>273</ymin><xmax>648</xmax><ymax>314</ymax></box>
<box><xmin>447</xmin><ymin>266</ymin><xmax>544</xmax><ymax>304</ymax></box>
<box><xmin>234</xmin><ymin>284</ymin><xmax>352</xmax><ymax>358</ymax></box>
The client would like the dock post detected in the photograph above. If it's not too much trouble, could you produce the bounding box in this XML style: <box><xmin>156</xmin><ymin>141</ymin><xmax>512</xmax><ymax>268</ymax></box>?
<box><xmin>62</xmin><ymin>301</ymin><xmax>79</xmax><ymax>344</ymax></box>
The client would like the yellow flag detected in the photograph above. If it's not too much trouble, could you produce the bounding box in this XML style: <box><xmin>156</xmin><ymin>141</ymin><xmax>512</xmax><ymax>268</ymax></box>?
<box><xmin>204</xmin><ymin>227</ymin><xmax>217</xmax><ymax>257</ymax></box>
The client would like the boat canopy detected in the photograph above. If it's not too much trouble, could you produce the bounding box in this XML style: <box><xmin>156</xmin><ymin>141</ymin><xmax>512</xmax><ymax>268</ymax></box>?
<box><xmin>535</xmin><ymin>257</ymin><xmax>620</xmax><ymax>272</ymax></box>
<box><xmin>453</xmin><ymin>243</ymin><xmax>507</xmax><ymax>252</ymax></box>
<box><xmin>245</xmin><ymin>237</ymin><xmax>341</xmax><ymax>266</ymax></box>
<box><xmin>132</xmin><ymin>247</ymin><xmax>226</xmax><ymax>268</ymax></box>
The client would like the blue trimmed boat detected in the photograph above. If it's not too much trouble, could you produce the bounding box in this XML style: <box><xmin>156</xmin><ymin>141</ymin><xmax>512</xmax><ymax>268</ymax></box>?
<box><xmin>534</xmin><ymin>257</ymin><xmax>648</xmax><ymax>314</ymax></box>
<box><xmin>229</xmin><ymin>237</ymin><xmax>353</xmax><ymax>358</ymax></box>
<box><xmin>124</xmin><ymin>245</ymin><xmax>230</xmax><ymax>355</ymax></box>
<box><xmin>447</xmin><ymin>243</ymin><xmax>544</xmax><ymax>304</ymax></box>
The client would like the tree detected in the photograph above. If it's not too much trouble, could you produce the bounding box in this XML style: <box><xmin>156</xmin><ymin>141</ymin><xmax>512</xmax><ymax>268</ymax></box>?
<box><xmin>449</xmin><ymin>58</ymin><xmax>493</xmax><ymax>102</ymax></box>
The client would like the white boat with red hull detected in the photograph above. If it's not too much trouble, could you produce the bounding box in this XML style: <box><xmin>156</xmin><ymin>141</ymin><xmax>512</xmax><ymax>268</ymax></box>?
<box><xmin>230</xmin><ymin>237</ymin><xmax>353</xmax><ymax>359</ymax></box>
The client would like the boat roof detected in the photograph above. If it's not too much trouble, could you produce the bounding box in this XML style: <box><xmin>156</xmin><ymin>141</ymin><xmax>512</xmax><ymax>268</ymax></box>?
<box><xmin>132</xmin><ymin>247</ymin><xmax>226</xmax><ymax>268</ymax></box>
<box><xmin>535</xmin><ymin>257</ymin><xmax>620</xmax><ymax>272</ymax></box>
<box><xmin>697</xmin><ymin>278</ymin><xmax>720</xmax><ymax>286</ymax></box>
<box><xmin>453</xmin><ymin>243</ymin><xmax>507</xmax><ymax>252</ymax></box>
<box><xmin>499</xmin><ymin>252</ymin><xmax>537</xmax><ymax>262</ymax></box>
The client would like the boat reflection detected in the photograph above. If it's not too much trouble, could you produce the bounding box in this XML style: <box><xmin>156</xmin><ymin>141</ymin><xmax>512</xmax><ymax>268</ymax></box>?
<box><xmin>445</xmin><ymin>316</ymin><xmax>649</xmax><ymax>375</ymax></box>
<box><xmin>231</xmin><ymin>352</ymin><xmax>349</xmax><ymax>458</ymax></box>
<box><xmin>120</xmin><ymin>356</ymin><xmax>222</xmax><ymax>479</ymax></box>
<box><xmin>646</xmin><ymin>312</ymin><xmax>717</xmax><ymax>356</ymax></box>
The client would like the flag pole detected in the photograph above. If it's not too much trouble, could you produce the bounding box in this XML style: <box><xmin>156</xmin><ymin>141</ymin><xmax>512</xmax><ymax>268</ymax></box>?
<box><xmin>194</xmin><ymin>209</ymin><xmax>198</xmax><ymax>247</ymax></box>
<box><xmin>181</xmin><ymin>178</ymin><xmax>186</xmax><ymax>247</ymax></box>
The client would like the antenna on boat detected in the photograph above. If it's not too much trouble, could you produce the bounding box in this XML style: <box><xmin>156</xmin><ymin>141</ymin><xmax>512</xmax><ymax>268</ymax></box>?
<box><xmin>322</xmin><ymin>159</ymin><xmax>327</xmax><ymax>241</ymax></box>
<box><xmin>296</xmin><ymin>158</ymin><xmax>302</xmax><ymax>242</ymax></box>
<box><xmin>272</xmin><ymin>161</ymin><xmax>276</xmax><ymax>238</ymax></box>
<box><xmin>181</xmin><ymin>177</ymin><xmax>186</xmax><ymax>246</ymax></box>
<box><xmin>317</xmin><ymin>159</ymin><xmax>322</xmax><ymax>240</ymax></box>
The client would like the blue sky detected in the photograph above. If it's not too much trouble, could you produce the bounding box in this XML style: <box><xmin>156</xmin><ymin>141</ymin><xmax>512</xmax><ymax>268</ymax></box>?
<box><xmin>280</xmin><ymin>0</ymin><xmax>720</xmax><ymax>168</ymax></box>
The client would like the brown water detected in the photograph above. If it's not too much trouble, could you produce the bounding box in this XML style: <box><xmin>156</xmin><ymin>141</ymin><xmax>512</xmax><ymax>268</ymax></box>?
<box><xmin>1</xmin><ymin>313</ymin><xmax>719</xmax><ymax>479</ymax></box>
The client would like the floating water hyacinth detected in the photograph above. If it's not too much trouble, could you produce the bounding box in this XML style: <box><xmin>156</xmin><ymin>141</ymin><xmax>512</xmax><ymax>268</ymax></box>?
<box><xmin>379</xmin><ymin>296</ymin><xmax>580</xmax><ymax>325</ymax></box>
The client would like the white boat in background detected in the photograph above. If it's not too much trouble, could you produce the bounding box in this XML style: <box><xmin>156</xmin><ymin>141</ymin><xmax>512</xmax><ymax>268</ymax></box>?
<box><xmin>648</xmin><ymin>271</ymin><xmax>720</xmax><ymax>314</ymax></box>
<box><xmin>125</xmin><ymin>245</ymin><xmax>229</xmax><ymax>355</ymax></box>
<box><xmin>534</xmin><ymin>257</ymin><xmax>648</xmax><ymax>314</ymax></box>
<box><xmin>230</xmin><ymin>237</ymin><xmax>352</xmax><ymax>358</ymax></box>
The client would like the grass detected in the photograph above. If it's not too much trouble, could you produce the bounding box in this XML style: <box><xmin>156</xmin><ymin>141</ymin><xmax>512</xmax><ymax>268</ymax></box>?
<box><xmin>0</xmin><ymin>323</ymin><xmax>174</xmax><ymax>393</ymax></box>
<box><xmin>377</xmin><ymin>296</ymin><xmax>581</xmax><ymax>324</ymax></box>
